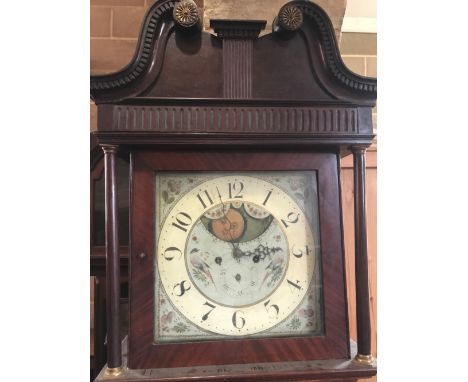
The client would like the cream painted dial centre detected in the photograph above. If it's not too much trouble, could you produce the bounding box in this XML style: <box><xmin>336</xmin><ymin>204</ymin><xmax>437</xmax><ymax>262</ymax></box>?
<box><xmin>156</xmin><ymin>175</ymin><xmax>316</xmax><ymax>336</ymax></box>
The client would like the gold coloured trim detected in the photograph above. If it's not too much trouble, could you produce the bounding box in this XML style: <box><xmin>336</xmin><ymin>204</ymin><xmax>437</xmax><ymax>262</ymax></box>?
<box><xmin>353</xmin><ymin>353</ymin><xmax>375</xmax><ymax>366</ymax></box>
<box><xmin>279</xmin><ymin>5</ymin><xmax>304</xmax><ymax>31</ymax></box>
<box><xmin>104</xmin><ymin>366</ymin><xmax>123</xmax><ymax>377</ymax></box>
<box><xmin>173</xmin><ymin>1</ymin><xmax>199</xmax><ymax>28</ymax></box>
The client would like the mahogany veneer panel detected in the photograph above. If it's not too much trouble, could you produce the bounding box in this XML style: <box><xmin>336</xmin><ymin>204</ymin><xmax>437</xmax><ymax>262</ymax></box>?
<box><xmin>95</xmin><ymin>338</ymin><xmax>376</xmax><ymax>382</ymax></box>
<box><xmin>128</xmin><ymin>150</ymin><xmax>350</xmax><ymax>369</ymax></box>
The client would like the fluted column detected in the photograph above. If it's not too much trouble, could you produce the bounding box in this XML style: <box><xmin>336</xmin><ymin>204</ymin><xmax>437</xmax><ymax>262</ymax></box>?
<box><xmin>210</xmin><ymin>19</ymin><xmax>266</xmax><ymax>99</ymax></box>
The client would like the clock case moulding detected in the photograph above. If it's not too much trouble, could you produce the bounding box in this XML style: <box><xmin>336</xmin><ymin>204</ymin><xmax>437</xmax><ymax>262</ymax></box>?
<box><xmin>91</xmin><ymin>0</ymin><xmax>377</xmax><ymax>381</ymax></box>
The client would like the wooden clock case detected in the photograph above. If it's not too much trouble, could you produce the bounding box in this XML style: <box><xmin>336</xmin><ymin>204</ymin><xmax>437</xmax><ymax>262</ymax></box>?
<box><xmin>130</xmin><ymin>150</ymin><xmax>347</xmax><ymax>369</ymax></box>
<box><xmin>91</xmin><ymin>1</ymin><xmax>377</xmax><ymax>381</ymax></box>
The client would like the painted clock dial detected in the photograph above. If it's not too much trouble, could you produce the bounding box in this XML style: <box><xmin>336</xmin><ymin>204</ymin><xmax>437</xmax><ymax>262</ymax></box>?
<box><xmin>155</xmin><ymin>172</ymin><xmax>323</xmax><ymax>342</ymax></box>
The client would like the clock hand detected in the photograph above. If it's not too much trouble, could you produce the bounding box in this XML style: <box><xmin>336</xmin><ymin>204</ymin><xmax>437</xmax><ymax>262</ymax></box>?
<box><xmin>216</xmin><ymin>186</ymin><xmax>223</xmax><ymax>203</ymax></box>
<box><xmin>238</xmin><ymin>245</ymin><xmax>283</xmax><ymax>263</ymax></box>
<box><xmin>215</xmin><ymin>186</ymin><xmax>240</xmax><ymax>251</ymax></box>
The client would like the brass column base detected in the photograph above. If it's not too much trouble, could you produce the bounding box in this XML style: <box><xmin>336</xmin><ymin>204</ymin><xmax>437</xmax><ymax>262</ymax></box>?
<box><xmin>353</xmin><ymin>353</ymin><xmax>375</xmax><ymax>366</ymax></box>
<box><xmin>104</xmin><ymin>366</ymin><xmax>124</xmax><ymax>377</ymax></box>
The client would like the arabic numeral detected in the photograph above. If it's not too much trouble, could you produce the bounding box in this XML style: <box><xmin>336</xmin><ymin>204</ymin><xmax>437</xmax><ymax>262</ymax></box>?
<box><xmin>173</xmin><ymin>280</ymin><xmax>191</xmax><ymax>297</ymax></box>
<box><xmin>264</xmin><ymin>299</ymin><xmax>279</xmax><ymax>316</ymax></box>
<box><xmin>232</xmin><ymin>310</ymin><xmax>246</xmax><ymax>329</ymax></box>
<box><xmin>172</xmin><ymin>211</ymin><xmax>192</xmax><ymax>232</ymax></box>
<box><xmin>202</xmin><ymin>302</ymin><xmax>216</xmax><ymax>321</ymax></box>
<box><xmin>281</xmin><ymin>212</ymin><xmax>299</xmax><ymax>228</ymax></box>
<box><xmin>162</xmin><ymin>246</ymin><xmax>182</xmax><ymax>261</ymax></box>
<box><xmin>262</xmin><ymin>190</ymin><xmax>273</xmax><ymax>206</ymax></box>
<box><xmin>292</xmin><ymin>244</ymin><xmax>310</xmax><ymax>258</ymax></box>
<box><xmin>228</xmin><ymin>181</ymin><xmax>244</xmax><ymax>199</ymax></box>
<box><xmin>287</xmin><ymin>279</ymin><xmax>302</xmax><ymax>292</ymax></box>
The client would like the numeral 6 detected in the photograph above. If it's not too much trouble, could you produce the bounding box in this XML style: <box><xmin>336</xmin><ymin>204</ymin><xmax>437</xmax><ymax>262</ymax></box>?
<box><xmin>232</xmin><ymin>310</ymin><xmax>246</xmax><ymax>329</ymax></box>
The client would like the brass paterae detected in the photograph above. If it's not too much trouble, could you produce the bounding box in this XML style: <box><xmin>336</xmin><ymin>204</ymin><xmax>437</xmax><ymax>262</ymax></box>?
<box><xmin>279</xmin><ymin>5</ymin><xmax>304</xmax><ymax>31</ymax></box>
<box><xmin>173</xmin><ymin>0</ymin><xmax>199</xmax><ymax>28</ymax></box>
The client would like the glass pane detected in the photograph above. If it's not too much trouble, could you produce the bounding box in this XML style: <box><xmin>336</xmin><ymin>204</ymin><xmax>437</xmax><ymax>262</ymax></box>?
<box><xmin>154</xmin><ymin>171</ymin><xmax>323</xmax><ymax>343</ymax></box>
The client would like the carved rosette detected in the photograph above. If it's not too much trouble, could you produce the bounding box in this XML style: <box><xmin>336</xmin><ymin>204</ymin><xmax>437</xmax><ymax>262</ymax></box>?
<box><xmin>173</xmin><ymin>0</ymin><xmax>199</xmax><ymax>28</ymax></box>
<box><xmin>278</xmin><ymin>5</ymin><xmax>304</xmax><ymax>31</ymax></box>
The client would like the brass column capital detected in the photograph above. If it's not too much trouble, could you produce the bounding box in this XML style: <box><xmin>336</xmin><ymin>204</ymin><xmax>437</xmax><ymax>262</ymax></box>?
<box><xmin>351</xmin><ymin>145</ymin><xmax>367</xmax><ymax>155</ymax></box>
<box><xmin>101</xmin><ymin>144</ymin><xmax>119</xmax><ymax>154</ymax></box>
<box><xmin>104</xmin><ymin>366</ymin><xmax>124</xmax><ymax>377</ymax></box>
<box><xmin>353</xmin><ymin>353</ymin><xmax>375</xmax><ymax>366</ymax></box>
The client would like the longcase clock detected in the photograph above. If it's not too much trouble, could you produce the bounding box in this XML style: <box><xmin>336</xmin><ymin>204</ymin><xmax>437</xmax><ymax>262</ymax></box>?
<box><xmin>91</xmin><ymin>1</ymin><xmax>377</xmax><ymax>381</ymax></box>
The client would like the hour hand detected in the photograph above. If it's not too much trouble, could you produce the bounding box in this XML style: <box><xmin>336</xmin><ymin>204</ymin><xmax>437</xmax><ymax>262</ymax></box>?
<box><xmin>232</xmin><ymin>246</ymin><xmax>244</xmax><ymax>261</ymax></box>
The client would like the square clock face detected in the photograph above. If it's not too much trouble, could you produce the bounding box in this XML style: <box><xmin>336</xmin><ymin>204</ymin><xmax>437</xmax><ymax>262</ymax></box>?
<box><xmin>154</xmin><ymin>171</ymin><xmax>324</xmax><ymax>343</ymax></box>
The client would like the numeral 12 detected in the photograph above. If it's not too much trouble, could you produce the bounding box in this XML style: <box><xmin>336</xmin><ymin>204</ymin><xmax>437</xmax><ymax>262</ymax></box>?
<box><xmin>228</xmin><ymin>181</ymin><xmax>244</xmax><ymax>199</ymax></box>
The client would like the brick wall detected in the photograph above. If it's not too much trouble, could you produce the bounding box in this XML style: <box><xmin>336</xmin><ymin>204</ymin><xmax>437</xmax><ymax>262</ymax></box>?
<box><xmin>91</xmin><ymin>0</ymin><xmax>163</xmax><ymax>75</ymax></box>
<box><xmin>341</xmin><ymin>32</ymin><xmax>377</xmax><ymax>133</ymax></box>
<box><xmin>90</xmin><ymin>1</ymin><xmax>200</xmax><ymax>128</ymax></box>
<box><xmin>90</xmin><ymin>0</ymin><xmax>345</xmax><ymax>75</ymax></box>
